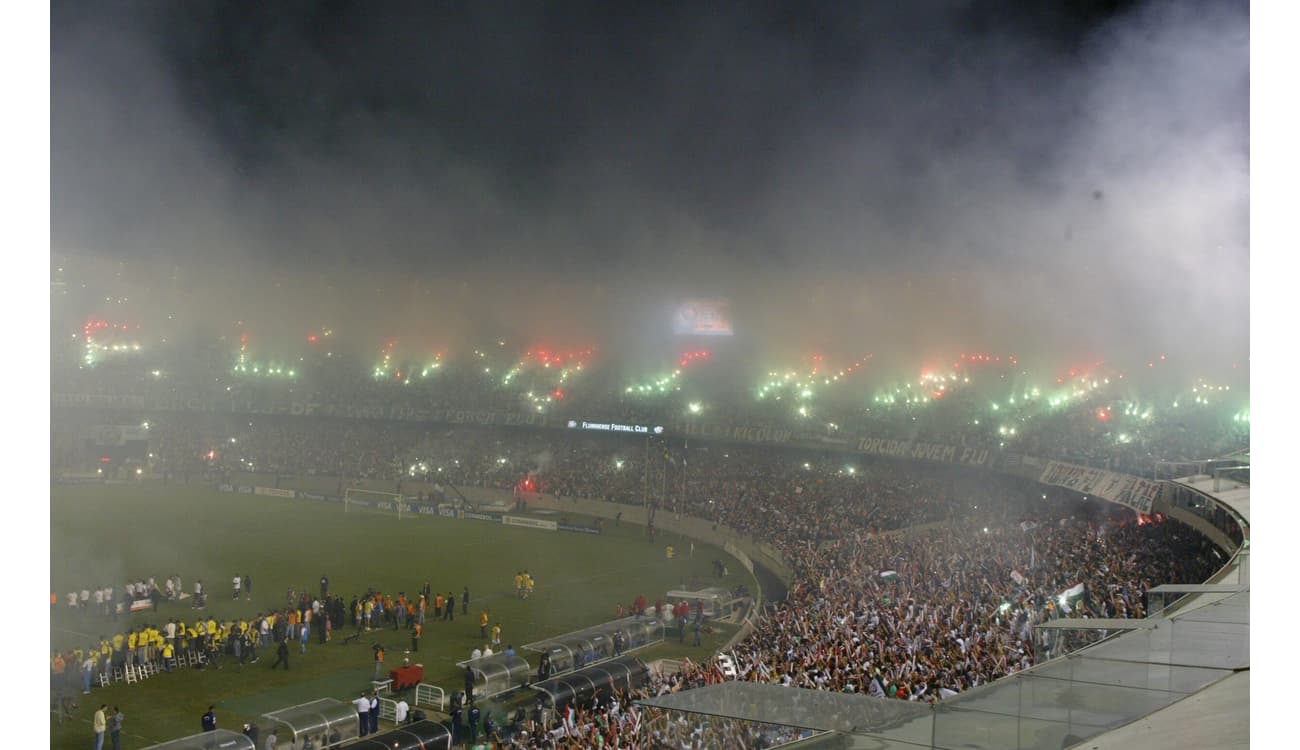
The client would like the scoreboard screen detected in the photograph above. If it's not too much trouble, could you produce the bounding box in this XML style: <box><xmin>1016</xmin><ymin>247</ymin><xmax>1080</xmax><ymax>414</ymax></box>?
<box><xmin>673</xmin><ymin>299</ymin><xmax>733</xmax><ymax>336</ymax></box>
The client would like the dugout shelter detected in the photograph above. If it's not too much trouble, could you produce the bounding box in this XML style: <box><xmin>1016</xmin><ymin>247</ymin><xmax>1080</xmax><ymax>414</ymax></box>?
<box><xmin>529</xmin><ymin>655</ymin><xmax>650</xmax><ymax>710</ymax></box>
<box><xmin>522</xmin><ymin>615</ymin><xmax>664</xmax><ymax>676</ymax></box>
<box><xmin>344</xmin><ymin>720</ymin><xmax>452</xmax><ymax>750</ymax></box>
<box><xmin>455</xmin><ymin>652</ymin><xmax>532</xmax><ymax>698</ymax></box>
<box><xmin>260</xmin><ymin>698</ymin><xmax>360</xmax><ymax>749</ymax></box>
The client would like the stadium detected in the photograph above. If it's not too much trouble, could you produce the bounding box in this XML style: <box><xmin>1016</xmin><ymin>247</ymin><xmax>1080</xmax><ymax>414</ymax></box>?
<box><xmin>47</xmin><ymin>1</ymin><xmax>1255</xmax><ymax>748</ymax></box>
<box><xmin>50</xmin><ymin>308</ymin><xmax>1249</xmax><ymax>749</ymax></box>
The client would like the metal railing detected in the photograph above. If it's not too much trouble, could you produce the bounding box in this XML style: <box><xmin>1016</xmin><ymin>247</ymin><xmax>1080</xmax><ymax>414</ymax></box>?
<box><xmin>414</xmin><ymin>682</ymin><xmax>445</xmax><ymax>712</ymax></box>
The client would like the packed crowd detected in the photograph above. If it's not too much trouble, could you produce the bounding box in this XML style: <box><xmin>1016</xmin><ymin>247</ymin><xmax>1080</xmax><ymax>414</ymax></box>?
<box><xmin>50</xmin><ymin>406</ymin><xmax>1235</xmax><ymax>747</ymax></box>
<box><xmin>52</xmin><ymin>338</ymin><xmax>1249</xmax><ymax>478</ymax></box>
<box><xmin>724</xmin><ymin>504</ymin><xmax>1219</xmax><ymax>700</ymax></box>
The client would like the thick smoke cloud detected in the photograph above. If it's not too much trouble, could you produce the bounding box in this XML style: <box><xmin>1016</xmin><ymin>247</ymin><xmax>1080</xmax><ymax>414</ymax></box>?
<box><xmin>51</xmin><ymin>0</ymin><xmax>1248</xmax><ymax>373</ymax></box>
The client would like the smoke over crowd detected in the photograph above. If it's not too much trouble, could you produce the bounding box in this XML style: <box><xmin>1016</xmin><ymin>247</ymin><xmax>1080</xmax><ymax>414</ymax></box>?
<box><xmin>52</xmin><ymin>0</ymin><xmax>1247</xmax><ymax>371</ymax></box>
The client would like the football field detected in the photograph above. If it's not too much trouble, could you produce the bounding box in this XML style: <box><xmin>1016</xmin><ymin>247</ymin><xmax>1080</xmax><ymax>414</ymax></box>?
<box><xmin>50</xmin><ymin>483</ymin><xmax>751</xmax><ymax>748</ymax></box>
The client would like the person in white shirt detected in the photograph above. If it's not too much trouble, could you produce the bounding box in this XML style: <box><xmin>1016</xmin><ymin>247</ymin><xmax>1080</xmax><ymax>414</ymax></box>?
<box><xmin>470</xmin><ymin>647</ymin><xmax>483</xmax><ymax>661</ymax></box>
<box><xmin>394</xmin><ymin>698</ymin><xmax>409</xmax><ymax>724</ymax></box>
<box><xmin>233</xmin><ymin>576</ymin><xmax>242</xmax><ymax>599</ymax></box>
<box><xmin>352</xmin><ymin>693</ymin><xmax>370</xmax><ymax>737</ymax></box>
<box><xmin>482</xmin><ymin>645</ymin><xmax>494</xmax><ymax>658</ymax></box>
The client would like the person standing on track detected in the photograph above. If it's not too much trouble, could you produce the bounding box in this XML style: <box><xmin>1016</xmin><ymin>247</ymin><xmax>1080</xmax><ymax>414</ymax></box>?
<box><xmin>93</xmin><ymin>704</ymin><xmax>107</xmax><ymax>750</ymax></box>
<box><xmin>109</xmin><ymin>706</ymin><xmax>124</xmax><ymax>750</ymax></box>
<box><xmin>271</xmin><ymin>637</ymin><xmax>289</xmax><ymax>670</ymax></box>
<box><xmin>462</xmin><ymin>586</ymin><xmax>469</xmax><ymax>615</ymax></box>
<box><xmin>353</xmin><ymin>692</ymin><xmax>370</xmax><ymax>737</ymax></box>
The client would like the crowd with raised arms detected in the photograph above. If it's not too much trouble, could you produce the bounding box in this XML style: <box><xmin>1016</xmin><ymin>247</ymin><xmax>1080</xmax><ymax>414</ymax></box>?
<box><xmin>718</xmin><ymin>499</ymin><xmax>1219</xmax><ymax>700</ymax></box>
<box><xmin>498</xmin><ymin>501</ymin><xmax>1221</xmax><ymax>748</ymax></box>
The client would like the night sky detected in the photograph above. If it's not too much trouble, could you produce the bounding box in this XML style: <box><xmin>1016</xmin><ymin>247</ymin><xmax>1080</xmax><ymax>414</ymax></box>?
<box><xmin>50</xmin><ymin>0</ymin><xmax>1249</xmax><ymax>366</ymax></box>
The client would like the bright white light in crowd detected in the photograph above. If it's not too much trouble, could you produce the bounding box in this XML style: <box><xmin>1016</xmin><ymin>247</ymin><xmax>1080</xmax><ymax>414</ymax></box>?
<box><xmin>615</xmin><ymin>460</ymin><xmax>625</xmax><ymax>470</ymax></box>
<box><xmin>983</xmin><ymin>527</ymin><xmax>989</xmax><ymax>534</ymax></box>
<box><xmin>230</xmin><ymin>438</ymin><xmax>237</xmax><ymax>444</ymax></box>
<box><xmin>688</xmin><ymin>402</ymin><xmax>701</xmax><ymax>414</ymax></box>
<box><xmin>999</xmin><ymin>602</ymin><xmax>1011</xmax><ymax>613</ymax></box>
<box><xmin>497</xmin><ymin>457</ymin><xmax>507</xmax><ymax>464</ymax></box>
<box><xmin>803</xmin><ymin>462</ymin><xmax>811</xmax><ymax>470</ymax></box>
<box><xmin>135</xmin><ymin>468</ymin><xmax>143</xmax><ymax>476</ymax></box>
<box><xmin>846</xmin><ymin>466</ymin><xmax>856</xmax><ymax>475</ymax></box>
<box><xmin>141</xmin><ymin>422</ymin><xmax>150</xmax><ymax>429</ymax></box>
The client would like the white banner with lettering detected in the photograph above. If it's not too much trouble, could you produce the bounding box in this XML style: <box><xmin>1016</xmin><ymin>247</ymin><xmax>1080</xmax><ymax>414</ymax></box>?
<box><xmin>1038</xmin><ymin>461</ymin><xmax>1159</xmax><ymax>513</ymax></box>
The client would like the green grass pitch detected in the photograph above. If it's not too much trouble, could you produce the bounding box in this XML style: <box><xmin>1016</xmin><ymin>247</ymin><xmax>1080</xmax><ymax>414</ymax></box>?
<box><xmin>50</xmin><ymin>484</ymin><xmax>751</xmax><ymax>748</ymax></box>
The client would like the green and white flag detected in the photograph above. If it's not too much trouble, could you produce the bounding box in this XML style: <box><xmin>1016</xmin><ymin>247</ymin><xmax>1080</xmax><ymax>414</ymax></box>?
<box><xmin>880</xmin><ymin>570</ymin><xmax>900</xmax><ymax>583</ymax></box>
<box><xmin>1057</xmin><ymin>582</ymin><xmax>1084</xmax><ymax>613</ymax></box>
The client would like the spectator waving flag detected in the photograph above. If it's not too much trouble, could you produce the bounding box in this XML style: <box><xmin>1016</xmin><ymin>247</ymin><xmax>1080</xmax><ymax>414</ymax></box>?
<box><xmin>1057</xmin><ymin>582</ymin><xmax>1085</xmax><ymax>613</ymax></box>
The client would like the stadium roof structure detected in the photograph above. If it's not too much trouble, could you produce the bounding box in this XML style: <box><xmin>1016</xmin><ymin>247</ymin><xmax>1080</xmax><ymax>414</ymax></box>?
<box><xmin>639</xmin><ymin>472</ymin><xmax>1250</xmax><ymax>750</ymax></box>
